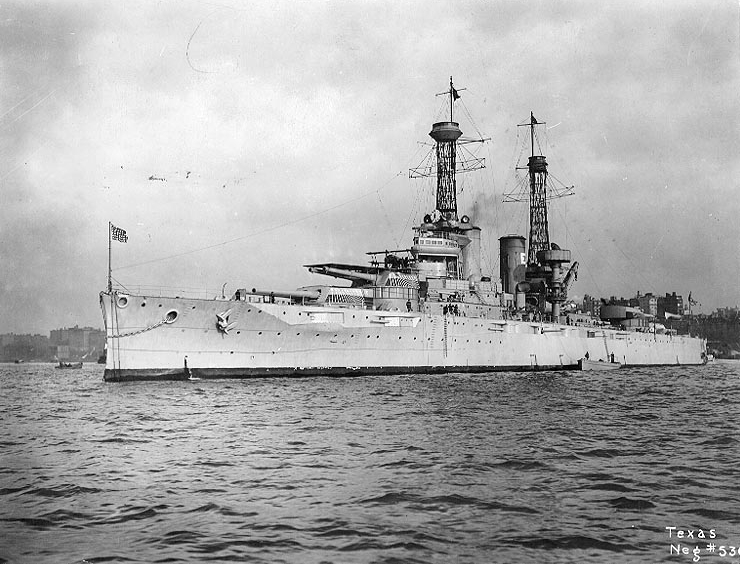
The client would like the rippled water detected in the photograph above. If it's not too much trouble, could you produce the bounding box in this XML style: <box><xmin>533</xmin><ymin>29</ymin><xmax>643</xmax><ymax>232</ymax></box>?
<box><xmin>1</xmin><ymin>362</ymin><xmax>739</xmax><ymax>563</ymax></box>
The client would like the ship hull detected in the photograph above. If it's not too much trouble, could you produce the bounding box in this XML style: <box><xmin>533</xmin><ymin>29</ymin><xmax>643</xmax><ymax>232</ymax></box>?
<box><xmin>100</xmin><ymin>292</ymin><xmax>707</xmax><ymax>382</ymax></box>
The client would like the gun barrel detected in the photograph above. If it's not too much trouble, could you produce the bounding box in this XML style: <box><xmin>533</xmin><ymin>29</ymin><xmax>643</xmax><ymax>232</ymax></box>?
<box><xmin>308</xmin><ymin>265</ymin><xmax>376</xmax><ymax>283</ymax></box>
<box><xmin>244</xmin><ymin>288</ymin><xmax>321</xmax><ymax>301</ymax></box>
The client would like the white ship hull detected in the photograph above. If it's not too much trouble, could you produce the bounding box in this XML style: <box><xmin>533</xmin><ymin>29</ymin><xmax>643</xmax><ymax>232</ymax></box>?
<box><xmin>101</xmin><ymin>82</ymin><xmax>709</xmax><ymax>381</ymax></box>
<box><xmin>100</xmin><ymin>292</ymin><xmax>707</xmax><ymax>382</ymax></box>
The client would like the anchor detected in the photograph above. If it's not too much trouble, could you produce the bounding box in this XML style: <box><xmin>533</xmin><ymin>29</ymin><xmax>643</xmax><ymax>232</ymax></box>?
<box><xmin>216</xmin><ymin>309</ymin><xmax>237</xmax><ymax>334</ymax></box>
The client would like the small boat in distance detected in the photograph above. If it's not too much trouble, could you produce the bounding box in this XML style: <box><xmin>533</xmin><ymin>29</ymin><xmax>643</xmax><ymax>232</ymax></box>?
<box><xmin>57</xmin><ymin>361</ymin><xmax>83</xmax><ymax>369</ymax></box>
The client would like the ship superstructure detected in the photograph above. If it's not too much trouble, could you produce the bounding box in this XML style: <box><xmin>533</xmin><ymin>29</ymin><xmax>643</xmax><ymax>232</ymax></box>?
<box><xmin>100</xmin><ymin>79</ymin><xmax>706</xmax><ymax>381</ymax></box>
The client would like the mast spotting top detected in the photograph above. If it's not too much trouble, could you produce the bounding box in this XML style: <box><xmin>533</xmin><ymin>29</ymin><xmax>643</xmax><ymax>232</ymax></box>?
<box><xmin>430</xmin><ymin>122</ymin><xmax>462</xmax><ymax>142</ymax></box>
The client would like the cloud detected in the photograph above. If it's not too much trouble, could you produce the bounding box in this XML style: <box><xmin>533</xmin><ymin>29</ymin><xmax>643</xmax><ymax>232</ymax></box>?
<box><xmin>0</xmin><ymin>0</ymin><xmax>738</xmax><ymax>333</ymax></box>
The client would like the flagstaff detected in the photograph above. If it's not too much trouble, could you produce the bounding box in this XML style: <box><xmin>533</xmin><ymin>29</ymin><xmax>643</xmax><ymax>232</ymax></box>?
<box><xmin>108</xmin><ymin>221</ymin><xmax>112</xmax><ymax>293</ymax></box>
<box><xmin>108</xmin><ymin>223</ymin><xmax>128</xmax><ymax>293</ymax></box>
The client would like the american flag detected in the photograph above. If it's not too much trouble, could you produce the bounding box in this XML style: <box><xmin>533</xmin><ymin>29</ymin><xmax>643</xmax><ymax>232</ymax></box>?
<box><xmin>111</xmin><ymin>224</ymin><xmax>128</xmax><ymax>243</ymax></box>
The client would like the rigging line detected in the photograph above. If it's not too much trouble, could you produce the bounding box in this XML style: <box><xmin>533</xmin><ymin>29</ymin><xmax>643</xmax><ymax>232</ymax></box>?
<box><xmin>486</xmin><ymin>141</ymin><xmax>500</xmax><ymax>270</ymax></box>
<box><xmin>546</xmin><ymin>137</ymin><xmax>576</xmax><ymax>184</ymax></box>
<box><xmin>110</xmin><ymin>275</ymin><xmax>131</xmax><ymax>294</ymax></box>
<box><xmin>602</xmin><ymin>227</ymin><xmax>659</xmax><ymax>291</ymax></box>
<box><xmin>542</xmin><ymin>125</ymin><xmax>552</xmax><ymax>154</ymax></box>
<box><xmin>550</xmin><ymin>204</ymin><xmax>612</xmax><ymax>297</ymax></box>
<box><xmin>395</xmin><ymin>181</ymin><xmax>424</xmax><ymax>248</ymax></box>
<box><xmin>534</xmin><ymin>127</ymin><xmax>545</xmax><ymax>156</ymax></box>
<box><xmin>504</xmin><ymin>128</ymin><xmax>526</xmax><ymax>195</ymax></box>
<box><xmin>459</xmin><ymin>99</ymin><xmax>485</xmax><ymax>140</ymax></box>
<box><xmin>548</xmin><ymin>172</ymin><xmax>575</xmax><ymax>189</ymax></box>
<box><xmin>0</xmin><ymin>87</ymin><xmax>49</xmax><ymax>123</ymax></box>
<box><xmin>3</xmin><ymin>88</ymin><xmax>58</xmax><ymax>128</ymax></box>
<box><xmin>115</xmin><ymin>170</ymin><xmax>405</xmax><ymax>271</ymax></box>
<box><xmin>375</xmin><ymin>189</ymin><xmax>395</xmax><ymax>241</ymax></box>
<box><xmin>510</xmin><ymin>126</ymin><xmax>523</xmax><ymax>168</ymax></box>
<box><xmin>430</xmin><ymin>98</ymin><xmax>448</xmax><ymax>124</ymax></box>
<box><xmin>0</xmin><ymin>139</ymin><xmax>51</xmax><ymax>181</ymax></box>
<box><xmin>501</xmin><ymin>175</ymin><xmax>529</xmax><ymax>240</ymax></box>
<box><xmin>592</xmin><ymin>230</ymin><xmax>650</xmax><ymax>292</ymax></box>
<box><xmin>514</xmin><ymin>201</ymin><xmax>528</xmax><ymax>240</ymax></box>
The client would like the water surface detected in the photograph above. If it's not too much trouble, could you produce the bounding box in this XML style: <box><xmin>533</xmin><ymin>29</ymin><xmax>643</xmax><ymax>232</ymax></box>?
<box><xmin>1</xmin><ymin>362</ymin><xmax>739</xmax><ymax>563</ymax></box>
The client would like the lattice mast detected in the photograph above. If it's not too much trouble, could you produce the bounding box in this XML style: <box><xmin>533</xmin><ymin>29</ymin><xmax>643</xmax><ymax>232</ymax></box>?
<box><xmin>409</xmin><ymin>77</ymin><xmax>486</xmax><ymax>219</ymax></box>
<box><xmin>431</xmin><ymin>77</ymin><xmax>464</xmax><ymax>220</ymax></box>
<box><xmin>523</xmin><ymin>112</ymin><xmax>549</xmax><ymax>266</ymax></box>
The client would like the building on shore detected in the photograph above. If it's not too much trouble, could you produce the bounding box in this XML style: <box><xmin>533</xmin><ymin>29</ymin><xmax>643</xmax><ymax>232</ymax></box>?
<box><xmin>49</xmin><ymin>326</ymin><xmax>105</xmax><ymax>361</ymax></box>
<box><xmin>658</xmin><ymin>292</ymin><xmax>684</xmax><ymax>318</ymax></box>
<box><xmin>1</xmin><ymin>326</ymin><xmax>105</xmax><ymax>362</ymax></box>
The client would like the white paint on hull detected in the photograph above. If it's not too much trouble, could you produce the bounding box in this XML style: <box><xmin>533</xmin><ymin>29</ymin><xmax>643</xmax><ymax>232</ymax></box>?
<box><xmin>100</xmin><ymin>292</ymin><xmax>706</xmax><ymax>380</ymax></box>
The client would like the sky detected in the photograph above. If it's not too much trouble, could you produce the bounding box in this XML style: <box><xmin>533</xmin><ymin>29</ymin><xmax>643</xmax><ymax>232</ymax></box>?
<box><xmin>0</xmin><ymin>0</ymin><xmax>738</xmax><ymax>334</ymax></box>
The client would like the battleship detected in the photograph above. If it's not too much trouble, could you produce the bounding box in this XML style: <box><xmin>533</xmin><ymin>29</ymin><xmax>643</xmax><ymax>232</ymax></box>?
<box><xmin>100</xmin><ymin>79</ymin><xmax>707</xmax><ymax>381</ymax></box>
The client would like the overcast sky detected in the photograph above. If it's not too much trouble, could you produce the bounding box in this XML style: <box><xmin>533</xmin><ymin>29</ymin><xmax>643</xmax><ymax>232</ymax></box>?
<box><xmin>0</xmin><ymin>0</ymin><xmax>738</xmax><ymax>334</ymax></box>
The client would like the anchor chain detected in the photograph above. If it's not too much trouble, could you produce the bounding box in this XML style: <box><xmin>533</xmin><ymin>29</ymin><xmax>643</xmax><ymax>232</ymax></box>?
<box><xmin>111</xmin><ymin>318</ymin><xmax>167</xmax><ymax>339</ymax></box>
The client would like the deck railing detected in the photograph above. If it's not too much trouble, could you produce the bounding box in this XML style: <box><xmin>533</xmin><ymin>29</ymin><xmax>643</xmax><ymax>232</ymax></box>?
<box><xmin>110</xmin><ymin>285</ymin><xmax>227</xmax><ymax>300</ymax></box>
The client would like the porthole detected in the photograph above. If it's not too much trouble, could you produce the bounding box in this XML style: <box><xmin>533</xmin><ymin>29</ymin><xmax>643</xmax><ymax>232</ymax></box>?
<box><xmin>116</xmin><ymin>295</ymin><xmax>129</xmax><ymax>308</ymax></box>
<box><xmin>164</xmin><ymin>309</ymin><xmax>179</xmax><ymax>323</ymax></box>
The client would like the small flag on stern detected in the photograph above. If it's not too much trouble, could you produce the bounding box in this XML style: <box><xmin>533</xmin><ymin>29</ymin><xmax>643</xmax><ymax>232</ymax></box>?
<box><xmin>111</xmin><ymin>224</ymin><xmax>128</xmax><ymax>243</ymax></box>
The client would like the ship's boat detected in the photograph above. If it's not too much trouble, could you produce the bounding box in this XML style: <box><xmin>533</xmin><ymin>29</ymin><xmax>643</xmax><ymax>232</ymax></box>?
<box><xmin>100</xmin><ymin>78</ymin><xmax>707</xmax><ymax>381</ymax></box>
<box><xmin>57</xmin><ymin>361</ymin><xmax>83</xmax><ymax>369</ymax></box>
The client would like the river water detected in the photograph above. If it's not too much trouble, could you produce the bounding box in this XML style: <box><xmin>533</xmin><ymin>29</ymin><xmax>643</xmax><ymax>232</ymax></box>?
<box><xmin>1</xmin><ymin>362</ymin><xmax>739</xmax><ymax>563</ymax></box>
